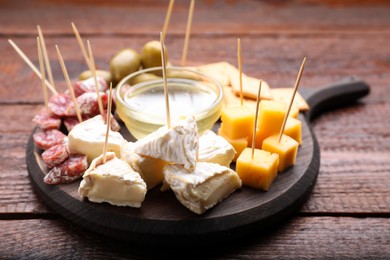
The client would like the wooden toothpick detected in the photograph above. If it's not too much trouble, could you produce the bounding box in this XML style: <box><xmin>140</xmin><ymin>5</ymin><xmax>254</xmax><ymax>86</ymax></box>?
<box><xmin>8</xmin><ymin>39</ymin><xmax>57</xmax><ymax>95</ymax></box>
<box><xmin>181</xmin><ymin>0</ymin><xmax>195</xmax><ymax>67</ymax></box>
<box><xmin>252</xmin><ymin>80</ymin><xmax>262</xmax><ymax>158</ymax></box>
<box><xmin>87</xmin><ymin>40</ymin><xmax>104</xmax><ymax>116</ymax></box>
<box><xmin>160</xmin><ymin>32</ymin><xmax>171</xmax><ymax>129</ymax></box>
<box><xmin>238</xmin><ymin>38</ymin><xmax>243</xmax><ymax>106</ymax></box>
<box><xmin>103</xmin><ymin>82</ymin><xmax>113</xmax><ymax>164</ymax></box>
<box><xmin>278</xmin><ymin>57</ymin><xmax>307</xmax><ymax>143</ymax></box>
<box><xmin>37</xmin><ymin>25</ymin><xmax>56</xmax><ymax>90</ymax></box>
<box><xmin>55</xmin><ymin>45</ymin><xmax>83</xmax><ymax>123</ymax></box>
<box><xmin>162</xmin><ymin>0</ymin><xmax>175</xmax><ymax>42</ymax></box>
<box><xmin>71</xmin><ymin>22</ymin><xmax>91</xmax><ymax>70</ymax></box>
<box><xmin>37</xmin><ymin>37</ymin><xmax>49</xmax><ymax>113</ymax></box>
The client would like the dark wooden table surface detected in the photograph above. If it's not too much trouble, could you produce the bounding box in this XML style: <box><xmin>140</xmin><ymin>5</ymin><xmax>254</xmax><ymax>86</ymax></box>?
<box><xmin>1</xmin><ymin>0</ymin><xmax>390</xmax><ymax>258</ymax></box>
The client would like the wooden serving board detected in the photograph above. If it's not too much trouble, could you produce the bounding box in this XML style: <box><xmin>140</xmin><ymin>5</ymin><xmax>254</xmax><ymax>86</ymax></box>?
<box><xmin>26</xmin><ymin>77</ymin><xmax>369</xmax><ymax>246</ymax></box>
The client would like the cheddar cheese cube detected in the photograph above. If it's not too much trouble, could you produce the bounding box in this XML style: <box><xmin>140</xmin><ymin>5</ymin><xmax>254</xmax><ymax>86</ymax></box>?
<box><xmin>262</xmin><ymin>134</ymin><xmax>299</xmax><ymax>172</ymax></box>
<box><xmin>236</xmin><ymin>147</ymin><xmax>279</xmax><ymax>190</ymax></box>
<box><xmin>220</xmin><ymin>105</ymin><xmax>255</xmax><ymax>139</ymax></box>
<box><xmin>254</xmin><ymin>100</ymin><xmax>287</xmax><ymax>148</ymax></box>
<box><xmin>283</xmin><ymin>117</ymin><xmax>302</xmax><ymax>144</ymax></box>
<box><xmin>218</xmin><ymin>127</ymin><xmax>248</xmax><ymax>161</ymax></box>
<box><xmin>290</xmin><ymin>105</ymin><xmax>300</xmax><ymax>119</ymax></box>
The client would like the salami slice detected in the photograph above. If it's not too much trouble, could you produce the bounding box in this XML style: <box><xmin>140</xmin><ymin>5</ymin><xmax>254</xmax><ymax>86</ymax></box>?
<box><xmin>63</xmin><ymin>115</ymin><xmax>93</xmax><ymax>132</ymax></box>
<box><xmin>41</xmin><ymin>143</ymin><xmax>69</xmax><ymax>168</ymax></box>
<box><xmin>48</xmin><ymin>93</ymin><xmax>72</xmax><ymax>117</ymax></box>
<box><xmin>33</xmin><ymin>113</ymin><xmax>61</xmax><ymax>130</ymax></box>
<box><xmin>73</xmin><ymin>76</ymin><xmax>108</xmax><ymax>97</ymax></box>
<box><xmin>33</xmin><ymin>129</ymin><xmax>66</xmax><ymax>150</ymax></box>
<box><xmin>66</xmin><ymin>92</ymin><xmax>108</xmax><ymax>116</ymax></box>
<box><xmin>44</xmin><ymin>154</ymin><xmax>88</xmax><ymax>185</ymax></box>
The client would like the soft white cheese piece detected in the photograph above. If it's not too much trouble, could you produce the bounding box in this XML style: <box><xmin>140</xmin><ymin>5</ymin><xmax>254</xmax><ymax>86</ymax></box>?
<box><xmin>133</xmin><ymin>116</ymin><xmax>198</xmax><ymax>170</ymax></box>
<box><xmin>68</xmin><ymin>115</ymin><xmax>125</xmax><ymax>163</ymax></box>
<box><xmin>198</xmin><ymin>130</ymin><xmax>236</xmax><ymax>167</ymax></box>
<box><xmin>78</xmin><ymin>152</ymin><xmax>147</xmax><ymax>207</ymax></box>
<box><xmin>163</xmin><ymin>162</ymin><xmax>242</xmax><ymax>214</ymax></box>
<box><xmin>121</xmin><ymin>141</ymin><xmax>165</xmax><ymax>190</ymax></box>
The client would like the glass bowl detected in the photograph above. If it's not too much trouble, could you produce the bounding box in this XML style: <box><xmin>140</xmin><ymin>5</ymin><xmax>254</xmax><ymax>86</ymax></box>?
<box><xmin>115</xmin><ymin>67</ymin><xmax>223</xmax><ymax>140</ymax></box>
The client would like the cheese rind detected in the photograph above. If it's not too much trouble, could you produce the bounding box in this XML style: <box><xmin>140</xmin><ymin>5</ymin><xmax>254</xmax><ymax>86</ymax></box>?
<box><xmin>262</xmin><ymin>134</ymin><xmax>299</xmax><ymax>172</ymax></box>
<box><xmin>78</xmin><ymin>152</ymin><xmax>147</xmax><ymax>207</ymax></box>
<box><xmin>121</xmin><ymin>141</ymin><xmax>165</xmax><ymax>190</ymax></box>
<box><xmin>198</xmin><ymin>130</ymin><xmax>236</xmax><ymax>167</ymax></box>
<box><xmin>68</xmin><ymin>115</ymin><xmax>124</xmax><ymax>163</ymax></box>
<box><xmin>163</xmin><ymin>162</ymin><xmax>242</xmax><ymax>214</ymax></box>
<box><xmin>236</xmin><ymin>148</ymin><xmax>279</xmax><ymax>190</ymax></box>
<box><xmin>133</xmin><ymin>116</ymin><xmax>198</xmax><ymax>170</ymax></box>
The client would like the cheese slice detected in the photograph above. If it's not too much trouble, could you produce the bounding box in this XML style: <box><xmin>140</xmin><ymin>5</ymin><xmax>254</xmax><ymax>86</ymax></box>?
<box><xmin>133</xmin><ymin>116</ymin><xmax>198</xmax><ymax>170</ymax></box>
<box><xmin>78</xmin><ymin>152</ymin><xmax>147</xmax><ymax>207</ymax></box>
<box><xmin>198</xmin><ymin>130</ymin><xmax>236</xmax><ymax>167</ymax></box>
<box><xmin>68</xmin><ymin>115</ymin><xmax>125</xmax><ymax>163</ymax></box>
<box><xmin>121</xmin><ymin>141</ymin><xmax>165</xmax><ymax>190</ymax></box>
<box><xmin>163</xmin><ymin>162</ymin><xmax>242</xmax><ymax>214</ymax></box>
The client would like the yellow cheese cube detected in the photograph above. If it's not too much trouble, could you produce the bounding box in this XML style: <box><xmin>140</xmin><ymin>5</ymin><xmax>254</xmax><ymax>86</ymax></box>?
<box><xmin>283</xmin><ymin>117</ymin><xmax>302</xmax><ymax>144</ymax></box>
<box><xmin>290</xmin><ymin>105</ymin><xmax>300</xmax><ymax>119</ymax></box>
<box><xmin>262</xmin><ymin>134</ymin><xmax>299</xmax><ymax>172</ymax></box>
<box><xmin>218</xmin><ymin>127</ymin><xmax>248</xmax><ymax>161</ymax></box>
<box><xmin>220</xmin><ymin>105</ymin><xmax>255</xmax><ymax>139</ymax></box>
<box><xmin>255</xmin><ymin>100</ymin><xmax>287</xmax><ymax>148</ymax></box>
<box><xmin>236</xmin><ymin>147</ymin><xmax>279</xmax><ymax>190</ymax></box>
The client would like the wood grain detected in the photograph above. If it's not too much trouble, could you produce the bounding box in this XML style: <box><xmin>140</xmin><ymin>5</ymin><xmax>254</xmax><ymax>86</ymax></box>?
<box><xmin>1</xmin><ymin>217</ymin><xmax>390</xmax><ymax>258</ymax></box>
<box><xmin>1</xmin><ymin>0</ymin><xmax>390</xmax><ymax>36</ymax></box>
<box><xmin>1</xmin><ymin>0</ymin><xmax>390</xmax><ymax>256</ymax></box>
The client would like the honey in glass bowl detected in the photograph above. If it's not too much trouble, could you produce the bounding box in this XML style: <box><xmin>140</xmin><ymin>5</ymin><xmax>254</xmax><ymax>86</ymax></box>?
<box><xmin>115</xmin><ymin>67</ymin><xmax>223</xmax><ymax>140</ymax></box>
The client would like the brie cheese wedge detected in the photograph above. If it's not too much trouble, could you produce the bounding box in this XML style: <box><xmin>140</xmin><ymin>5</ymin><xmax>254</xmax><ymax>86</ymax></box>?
<box><xmin>133</xmin><ymin>116</ymin><xmax>198</xmax><ymax>170</ymax></box>
<box><xmin>68</xmin><ymin>115</ymin><xmax>125</xmax><ymax>163</ymax></box>
<box><xmin>198</xmin><ymin>130</ymin><xmax>236</xmax><ymax>167</ymax></box>
<box><xmin>78</xmin><ymin>152</ymin><xmax>147</xmax><ymax>207</ymax></box>
<box><xmin>121</xmin><ymin>141</ymin><xmax>165</xmax><ymax>190</ymax></box>
<box><xmin>163</xmin><ymin>162</ymin><xmax>242</xmax><ymax>214</ymax></box>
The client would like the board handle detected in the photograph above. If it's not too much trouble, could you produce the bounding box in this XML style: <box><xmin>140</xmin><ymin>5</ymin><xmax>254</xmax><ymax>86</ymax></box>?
<box><xmin>301</xmin><ymin>77</ymin><xmax>370</xmax><ymax>121</ymax></box>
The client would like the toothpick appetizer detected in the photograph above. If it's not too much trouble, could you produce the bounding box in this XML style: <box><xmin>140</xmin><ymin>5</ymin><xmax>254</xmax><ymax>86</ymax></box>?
<box><xmin>78</xmin><ymin>83</ymin><xmax>147</xmax><ymax>207</ymax></box>
<box><xmin>160</xmin><ymin>32</ymin><xmax>171</xmax><ymax>128</ymax></box>
<box><xmin>55</xmin><ymin>45</ymin><xmax>83</xmax><ymax>123</ymax></box>
<box><xmin>87</xmin><ymin>40</ymin><xmax>104</xmax><ymax>116</ymax></box>
<box><xmin>236</xmin><ymin>81</ymin><xmax>280</xmax><ymax>191</ymax></box>
<box><xmin>217</xmin><ymin>39</ymin><xmax>255</xmax><ymax>160</ymax></box>
<box><xmin>8</xmin><ymin>39</ymin><xmax>57</xmax><ymax>95</ymax></box>
<box><xmin>181</xmin><ymin>0</ymin><xmax>195</xmax><ymax>66</ymax></box>
<box><xmin>162</xmin><ymin>0</ymin><xmax>175</xmax><ymax>42</ymax></box>
<box><xmin>37</xmin><ymin>25</ymin><xmax>56</xmax><ymax>89</ymax></box>
<box><xmin>262</xmin><ymin>58</ymin><xmax>306</xmax><ymax>172</ymax></box>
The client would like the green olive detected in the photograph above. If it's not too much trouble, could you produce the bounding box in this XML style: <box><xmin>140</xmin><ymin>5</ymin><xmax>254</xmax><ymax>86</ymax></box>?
<box><xmin>129</xmin><ymin>73</ymin><xmax>162</xmax><ymax>85</ymax></box>
<box><xmin>141</xmin><ymin>41</ymin><xmax>168</xmax><ymax>69</ymax></box>
<box><xmin>79</xmin><ymin>69</ymin><xmax>112</xmax><ymax>85</ymax></box>
<box><xmin>110</xmin><ymin>48</ymin><xmax>141</xmax><ymax>82</ymax></box>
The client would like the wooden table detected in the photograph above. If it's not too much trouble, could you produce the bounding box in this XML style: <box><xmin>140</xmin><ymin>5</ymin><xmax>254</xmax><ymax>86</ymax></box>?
<box><xmin>1</xmin><ymin>0</ymin><xmax>390</xmax><ymax>258</ymax></box>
